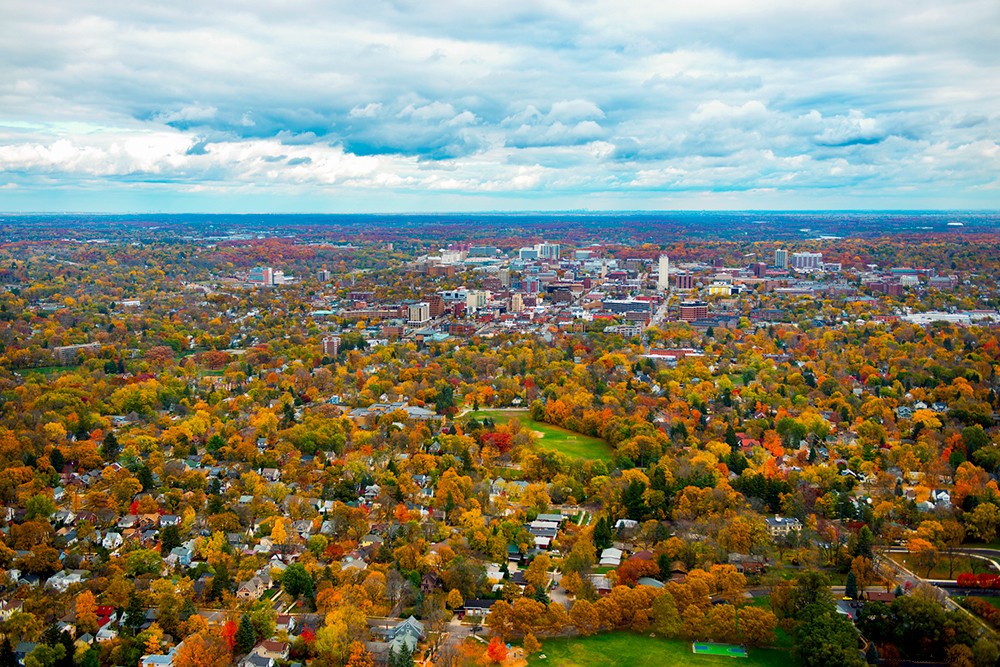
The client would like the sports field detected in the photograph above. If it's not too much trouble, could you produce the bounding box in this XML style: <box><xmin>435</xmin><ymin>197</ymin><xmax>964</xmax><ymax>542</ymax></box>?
<box><xmin>466</xmin><ymin>409</ymin><xmax>613</xmax><ymax>461</ymax></box>
<box><xmin>693</xmin><ymin>642</ymin><xmax>748</xmax><ymax>658</ymax></box>
<box><xmin>525</xmin><ymin>632</ymin><xmax>787</xmax><ymax>666</ymax></box>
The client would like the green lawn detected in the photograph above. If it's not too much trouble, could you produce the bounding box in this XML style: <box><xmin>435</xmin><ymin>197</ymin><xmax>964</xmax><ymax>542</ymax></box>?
<box><xmin>467</xmin><ymin>410</ymin><xmax>613</xmax><ymax>462</ymax></box>
<box><xmin>887</xmin><ymin>552</ymin><xmax>998</xmax><ymax>580</ymax></box>
<box><xmin>526</xmin><ymin>633</ymin><xmax>789</xmax><ymax>667</ymax></box>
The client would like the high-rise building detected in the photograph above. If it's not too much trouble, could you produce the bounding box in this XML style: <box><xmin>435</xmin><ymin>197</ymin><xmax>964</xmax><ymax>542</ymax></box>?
<box><xmin>322</xmin><ymin>336</ymin><xmax>341</xmax><ymax>357</ymax></box>
<box><xmin>675</xmin><ymin>273</ymin><xmax>694</xmax><ymax>290</ymax></box>
<box><xmin>510</xmin><ymin>293</ymin><xmax>524</xmax><ymax>313</ymax></box>
<box><xmin>774</xmin><ymin>248</ymin><xmax>788</xmax><ymax>269</ymax></box>
<box><xmin>657</xmin><ymin>255</ymin><xmax>670</xmax><ymax>292</ymax></box>
<box><xmin>317</xmin><ymin>269</ymin><xmax>331</xmax><ymax>282</ymax></box>
<box><xmin>466</xmin><ymin>290</ymin><xmax>490</xmax><ymax>312</ymax></box>
<box><xmin>791</xmin><ymin>252</ymin><xmax>823</xmax><ymax>270</ymax></box>
<box><xmin>536</xmin><ymin>242</ymin><xmax>560</xmax><ymax>260</ymax></box>
<box><xmin>427</xmin><ymin>294</ymin><xmax>445</xmax><ymax>317</ymax></box>
<box><xmin>407</xmin><ymin>302</ymin><xmax>431</xmax><ymax>325</ymax></box>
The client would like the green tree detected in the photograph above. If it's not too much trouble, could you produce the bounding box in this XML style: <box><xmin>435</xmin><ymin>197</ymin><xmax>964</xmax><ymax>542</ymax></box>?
<box><xmin>793</xmin><ymin>603</ymin><xmax>863</xmax><ymax>667</ymax></box>
<box><xmin>24</xmin><ymin>495</ymin><xmax>55</xmax><ymax>521</ymax></box>
<box><xmin>236</xmin><ymin>614</ymin><xmax>257</xmax><ymax>653</ymax></box>
<box><xmin>593</xmin><ymin>516</ymin><xmax>613</xmax><ymax>551</ymax></box>
<box><xmin>845</xmin><ymin>571</ymin><xmax>858</xmax><ymax>600</ymax></box>
<box><xmin>101</xmin><ymin>431</ymin><xmax>120</xmax><ymax>461</ymax></box>
<box><xmin>123</xmin><ymin>592</ymin><xmax>145</xmax><ymax>635</ymax></box>
<box><xmin>23</xmin><ymin>644</ymin><xmax>65</xmax><ymax>667</ymax></box>
<box><xmin>282</xmin><ymin>563</ymin><xmax>314</xmax><ymax>599</ymax></box>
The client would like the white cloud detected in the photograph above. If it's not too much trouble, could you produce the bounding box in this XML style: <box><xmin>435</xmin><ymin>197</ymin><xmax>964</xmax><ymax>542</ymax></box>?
<box><xmin>0</xmin><ymin>0</ymin><xmax>996</xmax><ymax>208</ymax></box>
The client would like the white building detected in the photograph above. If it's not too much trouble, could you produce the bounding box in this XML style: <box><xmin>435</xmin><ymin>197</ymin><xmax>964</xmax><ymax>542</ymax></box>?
<box><xmin>466</xmin><ymin>290</ymin><xmax>490</xmax><ymax>312</ymax></box>
<box><xmin>407</xmin><ymin>302</ymin><xmax>430</xmax><ymax>325</ymax></box>
<box><xmin>657</xmin><ymin>255</ymin><xmax>670</xmax><ymax>292</ymax></box>
<box><xmin>775</xmin><ymin>248</ymin><xmax>788</xmax><ymax>269</ymax></box>
<box><xmin>791</xmin><ymin>252</ymin><xmax>823</xmax><ymax>270</ymax></box>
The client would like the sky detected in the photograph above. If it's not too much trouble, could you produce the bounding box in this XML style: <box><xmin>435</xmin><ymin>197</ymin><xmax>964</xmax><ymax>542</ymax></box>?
<box><xmin>0</xmin><ymin>0</ymin><xmax>998</xmax><ymax>213</ymax></box>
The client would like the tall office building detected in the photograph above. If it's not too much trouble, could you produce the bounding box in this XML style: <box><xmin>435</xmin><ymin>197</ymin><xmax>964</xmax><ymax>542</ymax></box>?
<box><xmin>774</xmin><ymin>248</ymin><xmax>788</xmax><ymax>269</ymax></box>
<box><xmin>657</xmin><ymin>255</ymin><xmax>670</xmax><ymax>292</ymax></box>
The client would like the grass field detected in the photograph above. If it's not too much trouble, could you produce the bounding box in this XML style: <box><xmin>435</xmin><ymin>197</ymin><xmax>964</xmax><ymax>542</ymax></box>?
<box><xmin>525</xmin><ymin>633</ymin><xmax>789</xmax><ymax>666</ymax></box>
<box><xmin>466</xmin><ymin>409</ymin><xmax>613</xmax><ymax>462</ymax></box>
<box><xmin>886</xmin><ymin>552</ymin><xmax>998</xmax><ymax>580</ymax></box>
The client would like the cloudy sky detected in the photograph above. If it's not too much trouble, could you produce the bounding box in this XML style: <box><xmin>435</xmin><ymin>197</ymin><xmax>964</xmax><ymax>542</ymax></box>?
<box><xmin>1</xmin><ymin>0</ymin><xmax>998</xmax><ymax>212</ymax></box>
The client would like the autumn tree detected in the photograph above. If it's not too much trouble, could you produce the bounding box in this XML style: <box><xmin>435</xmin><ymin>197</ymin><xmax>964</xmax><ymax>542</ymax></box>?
<box><xmin>344</xmin><ymin>641</ymin><xmax>375</xmax><ymax>667</ymax></box>
<box><xmin>486</xmin><ymin>636</ymin><xmax>507</xmax><ymax>664</ymax></box>
<box><xmin>75</xmin><ymin>590</ymin><xmax>98</xmax><ymax>635</ymax></box>
<box><xmin>173</xmin><ymin>632</ymin><xmax>231</xmax><ymax>667</ymax></box>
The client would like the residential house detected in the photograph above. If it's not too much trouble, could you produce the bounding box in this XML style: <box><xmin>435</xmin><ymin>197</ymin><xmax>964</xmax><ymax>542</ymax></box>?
<box><xmin>764</xmin><ymin>516</ymin><xmax>802</xmax><ymax>537</ymax></box>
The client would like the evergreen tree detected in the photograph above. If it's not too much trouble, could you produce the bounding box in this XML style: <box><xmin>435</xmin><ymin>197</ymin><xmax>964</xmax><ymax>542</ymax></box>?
<box><xmin>236</xmin><ymin>614</ymin><xmax>257</xmax><ymax>653</ymax></box>
<box><xmin>725</xmin><ymin>422</ymin><xmax>739</xmax><ymax>450</ymax></box>
<box><xmin>101</xmin><ymin>431</ymin><xmax>120</xmax><ymax>461</ymax></box>
<box><xmin>0</xmin><ymin>637</ymin><xmax>16</xmax><ymax>667</ymax></box>
<box><xmin>180</xmin><ymin>597</ymin><xmax>196</xmax><ymax>621</ymax></box>
<box><xmin>845</xmin><ymin>571</ymin><xmax>858</xmax><ymax>600</ymax></box>
<box><xmin>210</xmin><ymin>565</ymin><xmax>232</xmax><ymax>601</ymax></box>
<box><xmin>853</xmin><ymin>526</ymin><xmax>875</xmax><ymax>559</ymax></box>
<box><xmin>593</xmin><ymin>516</ymin><xmax>613</xmax><ymax>551</ymax></box>
<box><xmin>123</xmin><ymin>592</ymin><xmax>145</xmax><ymax>635</ymax></box>
<box><xmin>160</xmin><ymin>524</ymin><xmax>182</xmax><ymax>555</ymax></box>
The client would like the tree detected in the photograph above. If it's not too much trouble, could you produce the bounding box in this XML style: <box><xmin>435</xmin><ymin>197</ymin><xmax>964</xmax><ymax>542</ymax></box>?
<box><xmin>23</xmin><ymin>644</ymin><xmax>64</xmax><ymax>667</ymax></box>
<box><xmin>446</xmin><ymin>588</ymin><xmax>464</xmax><ymax>610</ymax></box>
<box><xmin>220</xmin><ymin>620</ymin><xmax>237</xmax><ymax>651</ymax></box>
<box><xmin>283</xmin><ymin>562</ymin><xmax>314</xmax><ymax>598</ymax></box>
<box><xmin>737</xmin><ymin>606</ymin><xmax>777</xmax><ymax>646</ymax></box>
<box><xmin>345</xmin><ymin>641</ymin><xmax>374</xmax><ymax>667</ymax></box>
<box><xmin>271</xmin><ymin>517</ymin><xmax>289</xmax><ymax>547</ymax></box>
<box><xmin>793</xmin><ymin>603</ymin><xmax>864</xmax><ymax>667</ymax></box>
<box><xmin>908</xmin><ymin>538</ymin><xmax>939</xmax><ymax>578</ymax></box>
<box><xmin>966</xmin><ymin>503</ymin><xmax>1000</xmax><ymax>543</ymax></box>
<box><xmin>651</xmin><ymin>593</ymin><xmax>680</xmax><ymax>637</ymax></box>
<box><xmin>0</xmin><ymin>637</ymin><xmax>15</xmax><ymax>667</ymax></box>
<box><xmin>791</xmin><ymin>571</ymin><xmax>833</xmax><ymax>618</ymax></box>
<box><xmin>160</xmin><ymin>524</ymin><xmax>182</xmax><ymax>555</ymax></box>
<box><xmin>524</xmin><ymin>554</ymin><xmax>551</xmax><ymax>591</ymax></box>
<box><xmin>851</xmin><ymin>556</ymin><xmax>878</xmax><ymax>596</ymax></box>
<box><xmin>523</xmin><ymin>633</ymin><xmax>541</xmax><ymax>655</ymax></box>
<box><xmin>123</xmin><ymin>592</ymin><xmax>145</xmax><ymax>635</ymax></box>
<box><xmin>845</xmin><ymin>571</ymin><xmax>858</xmax><ymax>600</ymax></box>
<box><xmin>570</xmin><ymin>599</ymin><xmax>600</xmax><ymax>636</ymax></box>
<box><xmin>101</xmin><ymin>431</ymin><xmax>120</xmax><ymax>461</ymax></box>
<box><xmin>593</xmin><ymin>516</ymin><xmax>613</xmax><ymax>551</ymax></box>
<box><xmin>236</xmin><ymin>614</ymin><xmax>257</xmax><ymax>654</ymax></box>
<box><xmin>486</xmin><ymin>636</ymin><xmax>507</xmax><ymax>664</ymax></box>
<box><xmin>75</xmin><ymin>590</ymin><xmax>99</xmax><ymax>635</ymax></box>
<box><xmin>945</xmin><ymin>644</ymin><xmax>975</xmax><ymax>667</ymax></box>
<box><xmin>173</xmin><ymin>632</ymin><xmax>232</xmax><ymax>667</ymax></box>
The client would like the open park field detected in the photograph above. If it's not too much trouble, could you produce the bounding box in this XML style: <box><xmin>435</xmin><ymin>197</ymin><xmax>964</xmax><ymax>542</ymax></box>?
<box><xmin>467</xmin><ymin>409</ymin><xmax>614</xmax><ymax>462</ymax></box>
<box><xmin>524</xmin><ymin>633</ymin><xmax>789</xmax><ymax>667</ymax></box>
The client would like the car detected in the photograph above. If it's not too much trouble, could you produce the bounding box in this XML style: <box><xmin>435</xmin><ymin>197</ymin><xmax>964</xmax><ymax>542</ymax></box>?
<box><xmin>842</xmin><ymin>596</ymin><xmax>853</xmax><ymax>601</ymax></box>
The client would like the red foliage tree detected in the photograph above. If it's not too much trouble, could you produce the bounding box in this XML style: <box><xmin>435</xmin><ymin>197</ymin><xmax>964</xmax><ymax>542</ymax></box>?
<box><xmin>486</xmin><ymin>636</ymin><xmax>508</xmax><ymax>663</ymax></box>
<box><xmin>220</xmin><ymin>620</ymin><xmax>237</xmax><ymax>651</ymax></box>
